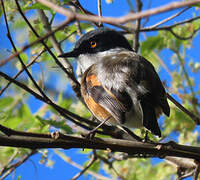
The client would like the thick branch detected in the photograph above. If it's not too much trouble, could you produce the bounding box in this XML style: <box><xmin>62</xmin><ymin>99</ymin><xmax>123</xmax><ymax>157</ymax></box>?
<box><xmin>36</xmin><ymin>0</ymin><xmax>200</xmax><ymax>25</ymax></box>
<box><xmin>0</xmin><ymin>133</ymin><xmax>200</xmax><ymax>161</ymax></box>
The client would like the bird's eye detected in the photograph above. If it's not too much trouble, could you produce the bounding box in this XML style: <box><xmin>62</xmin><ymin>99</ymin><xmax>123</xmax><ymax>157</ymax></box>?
<box><xmin>90</xmin><ymin>41</ymin><xmax>97</xmax><ymax>48</ymax></box>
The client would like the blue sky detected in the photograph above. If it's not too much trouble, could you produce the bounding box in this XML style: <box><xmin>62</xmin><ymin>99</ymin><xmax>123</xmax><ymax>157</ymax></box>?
<box><xmin>1</xmin><ymin>0</ymin><xmax>200</xmax><ymax>179</ymax></box>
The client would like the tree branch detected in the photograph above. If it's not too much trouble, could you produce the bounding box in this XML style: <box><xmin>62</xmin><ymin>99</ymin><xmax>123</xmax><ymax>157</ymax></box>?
<box><xmin>133</xmin><ymin>0</ymin><xmax>142</xmax><ymax>52</ymax></box>
<box><xmin>2</xmin><ymin>1</ymin><xmax>200</xmax><ymax>67</ymax></box>
<box><xmin>14</xmin><ymin>0</ymin><xmax>81</xmax><ymax>99</ymax></box>
<box><xmin>167</xmin><ymin>93</ymin><xmax>200</xmax><ymax>125</ymax></box>
<box><xmin>0</xmin><ymin>71</ymin><xmax>100</xmax><ymax>130</ymax></box>
<box><xmin>37</xmin><ymin>9</ymin><xmax>81</xmax><ymax>99</ymax></box>
<box><xmin>71</xmin><ymin>152</ymin><xmax>97</xmax><ymax>180</ymax></box>
<box><xmin>169</xmin><ymin>27</ymin><xmax>200</xmax><ymax>40</ymax></box>
<box><xmin>97</xmin><ymin>0</ymin><xmax>103</xmax><ymax>27</ymax></box>
<box><xmin>36</xmin><ymin>0</ymin><xmax>200</xmax><ymax>25</ymax></box>
<box><xmin>141</xmin><ymin>15</ymin><xmax>200</xmax><ymax>32</ymax></box>
<box><xmin>2</xmin><ymin>0</ymin><xmax>49</xmax><ymax>102</ymax></box>
<box><xmin>0</xmin><ymin>49</ymin><xmax>44</xmax><ymax>96</ymax></box>
<box><xmin>69</xmin><ymin>0</ymin><xmax>100</xmax><ymax>28</ymax></box>
<box><xmin>0</xmin><ymin>132</ymin><xmax>200</xmax><ymax>161</ymax></box>
<box><xmin>143</xmin><ymin>7</ymin><xmax>190</xmax><ymax>30</ymax></box>
<box><xmin>0</xmin><ymin>150</ymin><xmax>37</xmax><ymax>180</ymax></box>
<box><xmin>0</xmin><ymin>19</ymin><xmax>73</xmax><ymax>67</ymax></box>
<box><xmin>54</xmin><ymin>150</ymin><xmax>111</xmax><ymax>180</ymax></box>
<box><xmin>0</xmin><ymin>71</ymin><xmax>141</xmax><ymax>141</ymax></box>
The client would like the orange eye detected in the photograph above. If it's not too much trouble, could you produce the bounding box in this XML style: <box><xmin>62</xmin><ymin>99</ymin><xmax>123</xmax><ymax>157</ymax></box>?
<box><xmin>90</xmin><ymin>41</ymin><xmax>97</xmax><ymax>48</ymax></box>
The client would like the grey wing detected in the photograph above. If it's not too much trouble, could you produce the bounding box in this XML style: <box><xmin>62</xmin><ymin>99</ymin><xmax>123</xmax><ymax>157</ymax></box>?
<box><xmin>83</xmin><ymin>64</ymin><xmax>133</xmax><ymax>125</ymax></box>
<box><xmin>89</xmin><ymin>85</ymin><xmax>133</xmax><ymax>124</ymax></box>
<box><xmin>98</xmin><ymin>50</ymin><xmax>170</xmax><ymax>136</ymax></box>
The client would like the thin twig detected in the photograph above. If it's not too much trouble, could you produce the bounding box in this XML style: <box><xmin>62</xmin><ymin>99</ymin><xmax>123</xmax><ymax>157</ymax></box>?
<box><xmin>0</xmin><ymin>27</ymin><xmax>76</xmax><ymax>96</ymax></box>
<box><xmin>0</xmin><ymin>49</ymin><xmax>44</xmax><ymax>96</ymax></box>
<box><xmin>193</xmin><ymin>162</ymin><xmax>200</xmax><ymax>180</ymax></box>
<box><xmin>97</xmin><ymin>0</ymin><xmax>103</xmax><ymax>27</ymax></box>
<box><xmin>142</xmin><ymin>0</ymin><xmax>151</xmax><ymax>26</ymax></box>
<box><xmin>146</xmin><ymin>7</ymin><xmax>190</xmax><ymax>29</ymax></box>
<box><xmin>97</xmin><ymin>153</ymin><xmax>125</xmax><ymax>180</ymax></box>
<box><xmin>175</xmin><ymin>50</ymin><xmax>198</xmax><ymax>114</ymax></box>
<box><xmin>169</xmin><ymin>27</ymin><xmax>200</xmax><ymax>40</ymax></box>
<box><xmin>37</xmin><ymin>9</ymin><xmax>82</xmax><ymax>99</ymax></box>
<box><xmin>37</xmin><ymin>10</ymin><xmax>70</xmax><ymax>69</ymax></box>
<box><xmin>167</xmin><ymin>93</ymin><xmax>200</xmax><ymax>125</ymax></box>
<box><xmin>14</xmin><ymin>0</ymin><xmax>81</xmax><ymax>99</ymax></box>
<box><xmin>0</xmin><ymin>19</ymin><xmax>73</xmax><ymax>67</ymax></box>
<box><xmin>69</xmin><ymin>0</ymin><xmax>100</xmax><ymax>28</ymax></box>
<box><xmin>126</xmin><ymin>0</ymin><xmax>135</xmax><ymax>12</ymax></box>
<box><xmin>54</xmin><ymin>149</ymin><xmax>111</xmax><ymax>180</ymax></box>
<box><xmin>142</xmin><ymin>15</ymin><xmax>200</xmax><ymax>32</ymax></box>
<box><xmin>69</xmin><ymin>4</ymin><xmax>82</xmax><ymax>35</ymax></box>
<box><xmin>0</xmin><ymin>150</ymin><xmax>18</xmax><ymax>175</ymax></box>
<box><xmin>0</xmin><ymin>71</ymin><xmax>101</xmax><ymax>130</ymax></box>
<box><xmin>2</xmin><ymin>0</ymin><xmax>53</xmax><ymax>107</ymax></box>
<box><xmin>71</xmin><ymin>153</ymin><xmax>97</xmax><ymax>180</ymax></box>
<box><xmin>133</xmin><ymin>0</ymin><xmax>142</xmax><ymax>52</ymax></box>
<box><xmin>0</xmin><ymin>30</ymin><xmax>76</xmax><ymax>96</ymax></box>
<box><xmin>0</xmin><ymin>150</ymin><xmax>37</xmax><ymax>180</ymax></box>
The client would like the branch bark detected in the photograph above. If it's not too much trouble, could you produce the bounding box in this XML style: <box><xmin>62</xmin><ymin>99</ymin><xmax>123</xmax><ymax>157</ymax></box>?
<box><xmin>0</xmin><ymin>133</ymin><xmax>200</xmax><ymax>161</ymax></box>
<box><xmin>133</xmin><ymin>0</ymin><xmax>142</xmax><ymax>52</ymax></box>
<box><xmin>36</xmin><ymin>0</ymin><xmax>200</xmax><ymax>25</ymax></box>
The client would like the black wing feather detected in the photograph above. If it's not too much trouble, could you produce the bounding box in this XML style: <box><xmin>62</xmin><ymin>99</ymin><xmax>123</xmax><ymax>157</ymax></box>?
<box><xmin>140</xmin><ymin>99</ymin><xmax>161</xmax><ymax>137</ymax></box>
<box><xmin>89</xmin><ymin>85</ymin><xmax>132</xmax><ymax>124</ymax></box>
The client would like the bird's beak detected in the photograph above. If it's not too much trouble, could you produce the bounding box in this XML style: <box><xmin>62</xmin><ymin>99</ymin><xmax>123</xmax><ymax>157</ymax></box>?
<box><xmin>58</xmin><ymin>49</ymin><xmax>79</xmax><ymax>58</ymax></box>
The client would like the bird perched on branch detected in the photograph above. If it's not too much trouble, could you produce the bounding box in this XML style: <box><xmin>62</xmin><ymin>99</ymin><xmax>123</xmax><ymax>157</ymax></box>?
<box><xmin>59</xmin><ymin>28</ymin><xmax>170</xmax><ymax>138</ymax></box>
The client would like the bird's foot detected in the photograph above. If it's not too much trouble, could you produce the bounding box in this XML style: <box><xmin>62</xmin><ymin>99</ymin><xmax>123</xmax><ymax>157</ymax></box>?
<box><xmin>84</xmin><ymin>117</ymin><xmax>111</xmax><ymax>140</ymax></box>
<box><xmin>84</xmin><ymin>129</ymin><xmax>96</xmax><ymax>140</ymax></box>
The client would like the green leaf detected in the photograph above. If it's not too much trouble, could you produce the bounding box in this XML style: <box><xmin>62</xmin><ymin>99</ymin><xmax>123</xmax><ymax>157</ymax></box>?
<box><xmin>36</xmin><ymin>116</ymin><xmax>73</xmax><ymax>134</ymax></box>
<box><xmin>0</xmin><ymin>97</ymin><xmax>14</xmax><ymax>109</ymax></box>
<box><xmin>59</xmin><ymin>99</ymin><xmax>72</xmax><ymax>110</ymax></box>
<box><xmin>63</xmin><ymin>0</ymin><xmax>73</xmax><ymax>3</ymax></box>
<box><xmin>17</xmin><ymin>104</ymin><xmax>36</xmax><ymax>130</ymax></box>
<box><xmin>140</xmin><ymin>35</ymin><xmax>164</xmax><ymax>54</ymax></box>
<box><xmin>12</xmin><ymin>19</ymin><xmax>27</xmax><ymax>29</ymax></box>
<box><xmin>164</xmin><ymin>102</ymin><xmax>195</xmax><ymax>136</ymax></box>
<box><xmin>84</xmin><ymin>159</ymin><xmax>100</xmax><ymax>173</ymax></box>
<box><xmin>15</xmin><ymin>53</ymin><xmax>28</xmax><ymax>70</ymax></box>
<box><xmin>2</xmin><ymin>116</ymin><xmax>21</xmax><ymax>129</ymax></box>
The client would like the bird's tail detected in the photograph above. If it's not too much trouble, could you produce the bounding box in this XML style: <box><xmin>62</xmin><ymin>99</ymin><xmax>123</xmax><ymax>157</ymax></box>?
<box><xmin>140</xmin><ymin>100</ymin><xmax>161</xmax><ymax>137</ymax></box>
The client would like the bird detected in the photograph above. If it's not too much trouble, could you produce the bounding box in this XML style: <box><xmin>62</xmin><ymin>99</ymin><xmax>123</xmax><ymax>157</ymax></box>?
<box><xmin>59</xmin><ymin>28</ymin><xmax>170</xmax><ymax>138</ymax></box>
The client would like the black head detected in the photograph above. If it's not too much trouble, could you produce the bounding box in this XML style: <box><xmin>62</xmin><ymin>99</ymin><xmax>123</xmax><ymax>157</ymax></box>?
<box><xmin>59</xmin><ymin>28</ymin><xmax>133</xmax><ymax>58</ymax></box>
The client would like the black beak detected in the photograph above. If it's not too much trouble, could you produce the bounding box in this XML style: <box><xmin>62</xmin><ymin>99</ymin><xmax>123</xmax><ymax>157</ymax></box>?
<box><xmin>58</xmin><ymin>49</ymin><xmax>79</xmax><ymax>58</ymax></box>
